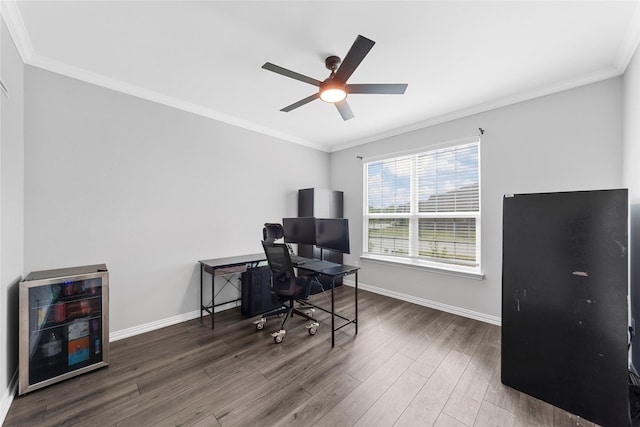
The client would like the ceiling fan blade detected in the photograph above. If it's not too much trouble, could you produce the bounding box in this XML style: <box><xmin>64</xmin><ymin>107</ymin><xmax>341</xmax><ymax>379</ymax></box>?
<box><xmin>333</xmin><ymin>35</ymin><xmax>376</xmax><ymax>85</ymax></box>
<box><xmin>262</xmin><ymin>62</ymin><xmax>322</xmax><ymax>87</ymax></box>
<box><xmin>281</xmin><ymin>93</ymin><xmax>320</xmax><ymax>112</ymax></box>
<box><xmin>335</xmin><ymin>100</ymin><xmax>354</xmax><ymax>121</ymax></box>
<box><xmin>347</xmin><ymin>83</ymin><xmax>408</xmax><ymax>94</ymax></box>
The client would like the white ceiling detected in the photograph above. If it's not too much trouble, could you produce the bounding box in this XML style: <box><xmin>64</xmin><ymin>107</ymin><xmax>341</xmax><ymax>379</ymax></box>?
<box><xmin>4</xmin><ymin>1</ymin><xmax>640</xmax><ymax>152</ymax></box>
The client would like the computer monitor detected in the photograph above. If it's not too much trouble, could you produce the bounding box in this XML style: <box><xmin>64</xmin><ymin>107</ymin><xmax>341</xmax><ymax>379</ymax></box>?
<box><xmin>282</xmin><ymin>217</ymin><xmax>316</xmax><ymax>245</ymax></box>
<box><xmin>315</xmin><ymin>218</ymin><xmax>350</xmax><ymax>254</ymax></box>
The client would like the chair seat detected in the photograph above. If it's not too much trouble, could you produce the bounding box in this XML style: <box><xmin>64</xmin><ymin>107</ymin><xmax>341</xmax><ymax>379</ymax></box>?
<box><xmin>275</xmin><ymin>277</ymin><xmax>310</xmax><ymax>301</ymax></box>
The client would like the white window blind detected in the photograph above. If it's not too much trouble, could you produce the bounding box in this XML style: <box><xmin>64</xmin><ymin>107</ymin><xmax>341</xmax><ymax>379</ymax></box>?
<box><xmin>364</xmin><ymin>139</ymin><xmax>480</xmax><ymax>272</ymax></box>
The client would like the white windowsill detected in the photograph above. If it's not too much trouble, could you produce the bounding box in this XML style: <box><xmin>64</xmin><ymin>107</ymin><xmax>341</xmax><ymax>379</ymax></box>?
<box><xmin>360</xmin><ymin>253</ymin><xmax>485</xmax><ymax>280</ymax></box>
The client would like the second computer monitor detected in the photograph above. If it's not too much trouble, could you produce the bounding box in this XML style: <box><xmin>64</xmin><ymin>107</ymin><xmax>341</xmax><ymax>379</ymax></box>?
<box><xmin>315</xmin><ymin>218</ymin><xmax>350</xmax><ymax>254</ymax></box>
<box><xmin>283</xmin><ymin>217</ymin><xmax>317</xmax><ymax>245</ymax></box>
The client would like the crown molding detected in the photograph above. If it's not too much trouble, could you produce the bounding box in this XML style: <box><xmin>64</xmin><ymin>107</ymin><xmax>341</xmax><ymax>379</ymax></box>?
<box><xmin>329</xmin><ymin>66</ymin><xmax>622</xmax><ymax>153</ymax></box>
<box><xmin>27</xmin><ymin>54</ymin><xmax>330</xmax><ymax>152</ymax></box>
<box><xmin>2</xmin><ymin>0</ymin><xmax>330</xmax><ymax>152</ymax></box>
<box><xmin>1</xmin><ymin>0</ymin><xmax>34</xmax><ymax>63</ymax></box>
<box><xmin>613</xmin><ymin>0</ymin><xmax>640</xmax><ymax>72</ymax></box>
<box><xmin>4</xmin><ymin>0</ymin><xmax>634</xmax><ymax>155</ymax></box>
<box><xmin>28</xmin><ymin>47</ymin><xmax>623</xmax><ymax>156</ymax></box>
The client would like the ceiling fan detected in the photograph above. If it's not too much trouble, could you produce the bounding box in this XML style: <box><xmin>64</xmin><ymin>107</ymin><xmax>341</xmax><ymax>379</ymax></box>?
<box><xmin>262</xmin><ymin>35</ymin><xmax>408</xmax><ymax>121</ymax></box>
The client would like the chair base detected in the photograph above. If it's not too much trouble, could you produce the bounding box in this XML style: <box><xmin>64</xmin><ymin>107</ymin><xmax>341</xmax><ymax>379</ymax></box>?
<box><xmin>253</xmin><ymin>299</ymin><xmax>320</xmax><ymax>344</ymax></box>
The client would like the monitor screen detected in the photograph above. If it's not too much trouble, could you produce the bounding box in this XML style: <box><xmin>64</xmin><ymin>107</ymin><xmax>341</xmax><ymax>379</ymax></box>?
<box><xmin>315</xmin><ymin>218</ymin><xmax>350</xmax><ymax>254</ymax></box>
<box><xmin>282</xmin><ymin>217</ymin><xmax>316</xmax><ymax>245</ymax></box>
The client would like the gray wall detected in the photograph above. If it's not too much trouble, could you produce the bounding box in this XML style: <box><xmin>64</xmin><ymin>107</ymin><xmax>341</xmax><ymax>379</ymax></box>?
<box><xmin>23</xmin><ymin>66</ymin><xmax>330</xmax><ymax>333</ymax></box>
<box><xmin>331</xmin><ymin>78</ymin><xmax>623</xmax><ymax>322</ymax></box>
<box><xmin>623</xmin><ymin>44</ymin><xmax>640</xmax><ymax>371</ymax></box>
<box><xmin>0</xmin><ymin>17</ymin><xmax>24</xmax><ymax>417</ymax></box>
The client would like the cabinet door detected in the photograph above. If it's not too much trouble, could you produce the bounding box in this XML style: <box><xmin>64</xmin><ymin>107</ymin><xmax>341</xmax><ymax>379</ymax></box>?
<box><xmin>298</xmin><ymin>189</ymin><xmax>317</xmax><ymax>217</ymax></box>
<box><xmin>241</xmin><ymin>266</ymin><xmax>279</xmax><ymax>317</ymax></box>
<box><xmin>298</xmin><ymin>188</ymin><xmax>343</xmax><ymax>218</ymax></box>
<box><xmin>502</xmin><ymin>190</ymin><xmax>629</xmax><ymax>426</ymax></box>
<box><xmin>27</xmin><ymin>277</ymin><xmax>104</xmax><ymax>385</ymax></box>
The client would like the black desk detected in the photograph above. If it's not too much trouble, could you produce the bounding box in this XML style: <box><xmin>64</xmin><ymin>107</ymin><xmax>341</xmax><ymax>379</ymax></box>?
<box><xmin>198</xmin><ymin>254</ymin><xmax>265</xmax><ymax>329</ymax></box>
<box><xmin>198</xmin><ymin>254</ymin><xmax>359</xmax><ymax>347</ymax></box>
<box><xmin>296</xmin><ymin>258</ymin><xmax>359</xmax><ymax>348</ymax></box>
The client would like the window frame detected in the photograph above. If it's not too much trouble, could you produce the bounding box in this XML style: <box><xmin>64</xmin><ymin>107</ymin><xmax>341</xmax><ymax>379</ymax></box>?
<box><xmin>362</xmin><ymin>137</ymin><xmax>482</xmax><ymax>277</ymax></box>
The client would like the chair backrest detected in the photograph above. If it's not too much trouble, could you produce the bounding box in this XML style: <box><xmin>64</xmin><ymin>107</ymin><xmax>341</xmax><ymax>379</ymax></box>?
<box><xmin>262</xmin><ymin>223</ymin><xmax>284</xmax><ymax>243</ymax></box>
<box><xmin>261</xmin><ymin>241</ymin><xmax>297</xmax><ymax>297</ymax></box>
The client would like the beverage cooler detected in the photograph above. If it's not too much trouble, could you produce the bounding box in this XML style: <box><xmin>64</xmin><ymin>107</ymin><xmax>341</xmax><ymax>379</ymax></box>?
<box><xmin>19</xmin><ymin>264</ymin><xmax>109</xmax><ymax>395</ymax></box>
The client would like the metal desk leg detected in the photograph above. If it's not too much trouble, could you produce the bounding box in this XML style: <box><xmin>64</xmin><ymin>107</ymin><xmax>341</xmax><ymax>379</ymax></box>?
<box><xmin>211</xmin><ymin>270</ymin><xmax>215</xmax><ymax>329</ymax></box>
<box><xmin>331</xmin><ymin>276</ymin><xmax>335</xmax><ymax>348</ymax></box>
<box><xmin>200</xmin><ymin>264</ymin><xmax>203</xmax><ymax>324</ymax></box>
<box><xmin>355</xmin><ymin>270</ymin><xmax>358</xmax><ymax>334</ymax></box>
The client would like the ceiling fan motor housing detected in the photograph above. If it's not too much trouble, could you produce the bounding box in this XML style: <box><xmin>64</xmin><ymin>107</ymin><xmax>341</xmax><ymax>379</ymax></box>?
<box><xmin>325</xmin><ymin>55</ymin><xmax>341</xmax><ymax>71</ymax></box>
<box><xmin>321</xmin><ymin>56</ymin><xmax>346</xmax><ymax>103</ymax></box>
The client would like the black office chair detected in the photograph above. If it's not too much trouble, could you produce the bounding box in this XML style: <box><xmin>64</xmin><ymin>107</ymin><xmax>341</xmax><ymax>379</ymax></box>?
<box><xmin>254</xmin><ymin>240</ymin><xmax>319</xmax><ymax>344</ymax></box>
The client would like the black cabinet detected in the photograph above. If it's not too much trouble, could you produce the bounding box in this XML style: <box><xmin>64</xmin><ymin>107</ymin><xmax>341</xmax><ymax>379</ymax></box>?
<box><xmin>298</xmin><ymin>188</ymin><xmax>344</xmax><ymax>288</ymax></box>
<box><xmin>502</xmin><ymin>190</ymin><xmax>630</xmax><ymax>426</ymax></box>
<box><xmin>298</xmin><ymin>188</ymin><xmax>344</xmax><ymax>219</ymax></box>
<box><xmin>241</xmin><ymin>266</ymin><xmax>280</xmax><ymax>317</ymax></box>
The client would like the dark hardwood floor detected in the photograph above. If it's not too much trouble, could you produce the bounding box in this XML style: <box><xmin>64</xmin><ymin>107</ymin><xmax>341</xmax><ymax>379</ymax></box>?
<box><xmin>5</xmin><ymin>287</ymin><xmax>597</xmax><ymax>426</ymax></box>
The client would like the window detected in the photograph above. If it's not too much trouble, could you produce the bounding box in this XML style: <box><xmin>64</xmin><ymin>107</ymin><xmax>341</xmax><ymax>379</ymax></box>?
<box><xmin>364</xmin><ymin>138</ymin><xmax>481</xmax><ymax>273</ymax></box>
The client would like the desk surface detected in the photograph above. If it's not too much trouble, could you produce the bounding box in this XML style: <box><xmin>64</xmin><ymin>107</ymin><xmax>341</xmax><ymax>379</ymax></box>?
<box><xmin>199</xmin><ymin>253</ymin><xmax>266</xmax><ymax>268</ymax></box>
<box><xmin>296</xmin><ymin>258</ymin><xmax>359</xmax><ymax>276</ymax></box>
<box><xmin>199</xmin><ymin>253</ymin><xmax>357</xmax><ymax>277</ymax></box>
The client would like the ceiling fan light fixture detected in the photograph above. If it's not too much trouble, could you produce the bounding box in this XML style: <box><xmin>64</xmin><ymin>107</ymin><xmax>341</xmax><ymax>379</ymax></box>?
<box><xmin>320</xmin><ymin>87</ymin><xmax>347</xmax><ymax>103</ymax></box>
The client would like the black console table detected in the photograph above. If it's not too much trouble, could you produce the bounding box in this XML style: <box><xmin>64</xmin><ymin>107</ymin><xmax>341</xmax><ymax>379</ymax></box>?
<box><xmin>198</xmin><ymin>254</ymin><xmax>265</xmax><ymax>329</ymax></box>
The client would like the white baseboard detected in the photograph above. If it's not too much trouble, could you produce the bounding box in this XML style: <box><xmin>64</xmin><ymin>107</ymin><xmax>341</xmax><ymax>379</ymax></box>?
<box><xmin>109</xmin><ymin>281</ymin><xmax>501</xmax><ymax>343</ymax></box>
<box><xmin>0</xmin><ymin>370</ymin><xmax>17</xmax><ymax>425</ymax></box>
<box><xmin>343</xmin><ymin>279</ymin><xmax>501</xmax><ymax>326</ymax></box>
<box><xmin>109</xmin><ymin>301</ymin><xmax>239</xmax><ymax>342</ymax></box>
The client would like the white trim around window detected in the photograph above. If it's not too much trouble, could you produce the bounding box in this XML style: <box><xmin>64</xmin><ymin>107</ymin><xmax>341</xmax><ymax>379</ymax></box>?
<box><xmin>363</xmin><ymin>137</ymin><xmax>482</xmax><ymax>276</ymax></box>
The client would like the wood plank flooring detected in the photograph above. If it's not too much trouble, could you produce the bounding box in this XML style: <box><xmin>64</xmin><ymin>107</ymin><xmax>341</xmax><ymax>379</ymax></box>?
<box><xmin>4</xmin><ymin>288</ymin><xmax>598</xmax><ymax>427</ymax></box>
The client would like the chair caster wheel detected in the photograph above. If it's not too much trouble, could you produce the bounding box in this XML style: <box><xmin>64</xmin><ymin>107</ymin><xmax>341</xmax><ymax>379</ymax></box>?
<box><xmin>253</xmin><ymin>318</ymin><xmax>266</xmax><ymax>331</ymax></box>
<box><xmin>305</xmin><ymin>308</ymin><xmax>316</xmax><ymax>316</ymax></box>
<box><xmin>271</xmin><ymin>329</ymin><xmax>285</xmax><ymax>344</ymax></box>
<box><xmin>306</xmin><ymin>321</ymin><xmax>319</xmax><ymax>336</ymax></box>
